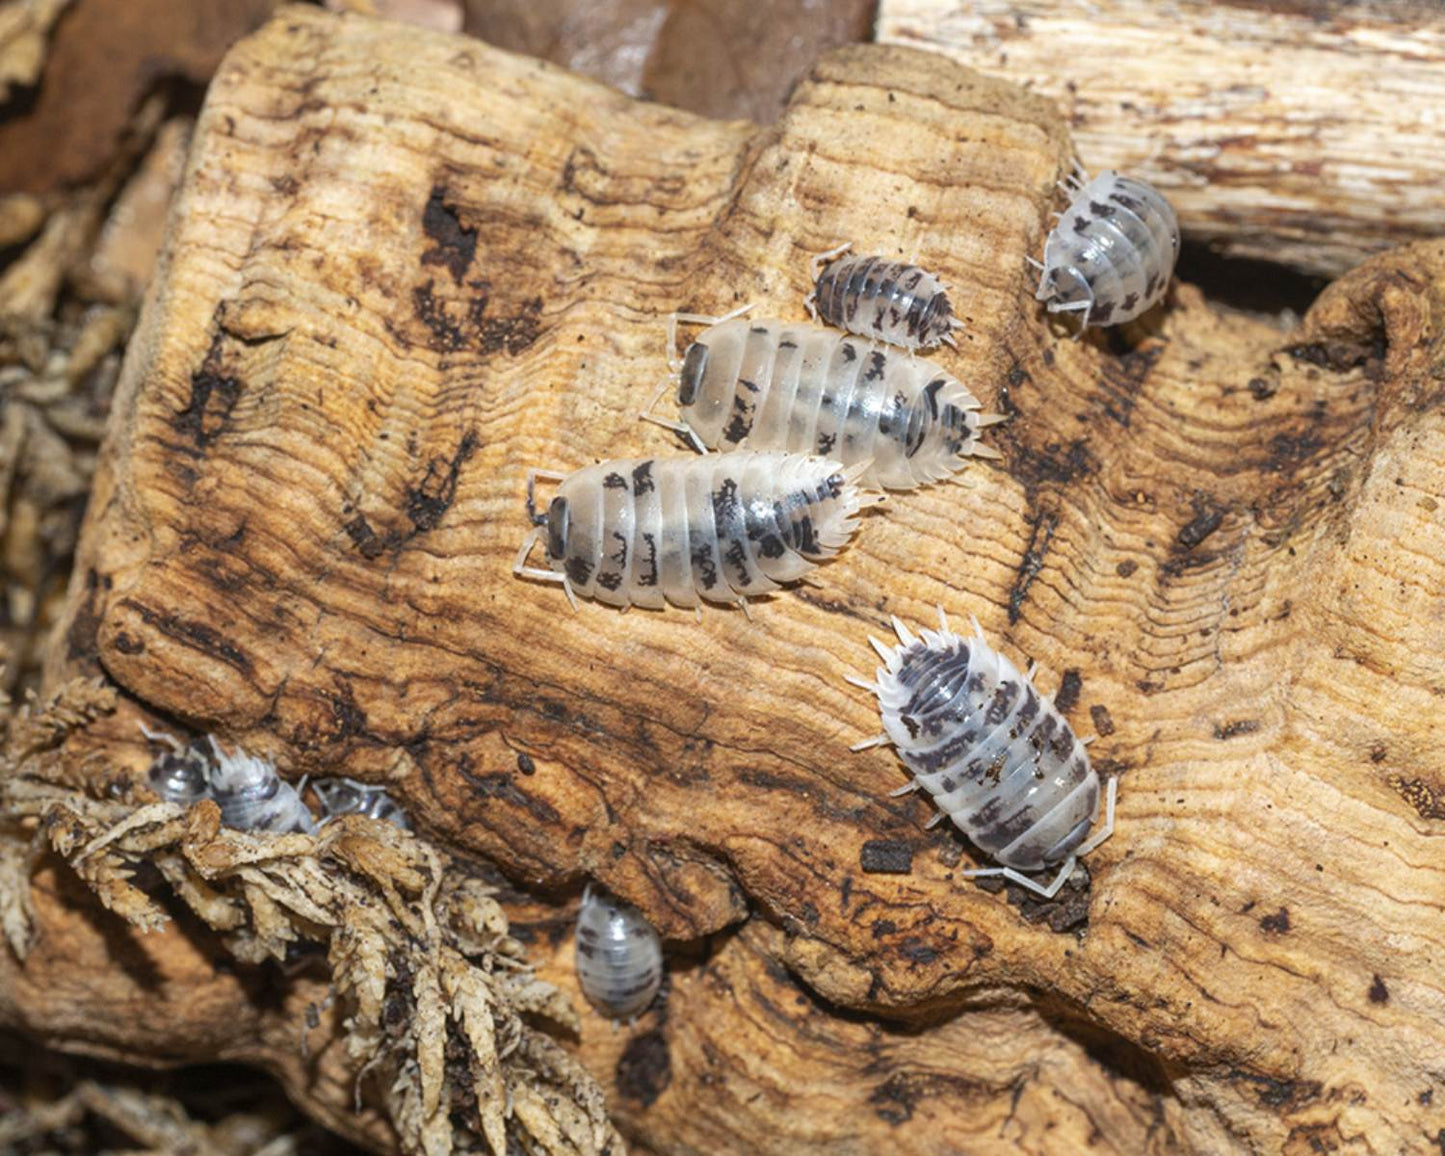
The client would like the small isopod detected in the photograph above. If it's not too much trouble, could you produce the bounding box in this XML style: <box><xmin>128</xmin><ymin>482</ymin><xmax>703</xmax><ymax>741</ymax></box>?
<box><xmin>514</xmin><ymin>452</ymin><xmax>878</xmax><ymax>614</ymax></box>
<box><xmin>141</xmin><ymin>724</ymin><xmax>214</xmax><ymax>806</ymax></box>
<box><xmin>806</xmin><ymin>243</ymin><xmax>962</xmax><ymax>351</ymax></box>
<box><xmin>312</xmin><ymin>777</ymin><xmax>411</xmax><ymax>830</ymax></box>
<box><xmin>574</xmin><ymin>884</ymin><xmax>663</xmax><ymax>1023</ymax></box>
<box><xmin>207</xmin><ymin>743</ymin><xmax>319</xmax><ymax>835</ymax></box>
<box><xmin>639</xmin><ymin>307</ymin><xmax>1002</xmax><ymax>490</ymax></box>
<box><xmin>1033</xmin><ymin>168</ymin><xmax>1179</xmax><ymax>332</ymax></box>
<box><xmin>847</xmin><ymin>608</ymin><xmax>1117</xmax><ymax>899</ymax></box>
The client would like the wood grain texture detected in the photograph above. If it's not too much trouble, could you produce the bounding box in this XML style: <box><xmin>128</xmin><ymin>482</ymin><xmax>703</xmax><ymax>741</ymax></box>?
<box><xmin>877</xmin><ymin>0</ymin><xmax>1445</xmax><ymax>277</ymax></box>
<box><xmin>32</xmin><ymin>7</ymin><xmax>1445</xmax><ymax>1153</ymax></box>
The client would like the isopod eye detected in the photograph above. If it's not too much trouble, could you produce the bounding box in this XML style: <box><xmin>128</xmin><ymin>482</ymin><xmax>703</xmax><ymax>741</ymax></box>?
<box><xmin>677</xmin><ymin>343</ymin><xmax>709</xmax><ymax>407</ymax></box>
<box><xmin>546</xmin><ymin>496</ymin><xmax>569</xmax><ymax>560</ymax></box>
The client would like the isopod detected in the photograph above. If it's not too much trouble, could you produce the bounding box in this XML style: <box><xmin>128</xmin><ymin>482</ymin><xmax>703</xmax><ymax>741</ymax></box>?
<box><xmin>207</xmin><ymin>743</ymin><xmax>319</xmax><ymax>835</ymax></box>
<box><xmin>639</xmin><ymin>307</ymin><xmax>1002</xmax><ymax>490</ymax></box>
<box><xmin>574</xmin><ymin>884</ymin><xmax>663</xmax><ymax>1023</ymax></box>
<box><xmin>848</xmin><ymin>608</ymin><xmax>1116</xmax><ymax>899</ymax></box>
<box><xmin>141</xmin><ymin>724</ymin><xmax>214</xmax><ymax>806</ymax></box>
<box><xmin>806</xmin><ymin>243</ymin><xmax>961</xmax><ymax>350</ymax></box>
<box><xmin>312</xmin><ymin>777</ymin><xmax>411</xmax><ymax>830</ymax></box>
<box><xmin>1033</xmin><ymin>168</ymin><xmax>1179</xmax><ymax>332</ymax></box>
<box><xmin>513</xmin><ymin>452</ymin><xmax>878</xmax><ymax>614</ymax></box>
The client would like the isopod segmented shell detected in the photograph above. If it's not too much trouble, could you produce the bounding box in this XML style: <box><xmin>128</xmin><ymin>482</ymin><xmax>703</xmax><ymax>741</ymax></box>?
<box><xmin>144</xmin><ymin>730</ymin><xmax>215</xmax><ymax>806</ymax></box>
<box><xmin>574</xmin><ymin>884</ymin><xmax>663</xmax><ymax>1022</ymax></box>
<box><xmin>1035</xmin><ymin>169</ymin><xmax>1179</xmax><ymax>331</ymax></box>
<box><xmin>207</xmin><ymin>743</ymin><xmax>319</xmax><ymax>835</ymax></box>
<box><xmin>807</xmin><ymin>246</ymin><xmax>960</xmax><ymax>351</ymax></box>
<box><xmin>515</xmin><ymin>452</ymin><xmax>878</xmax><ymax>612</ymax></box>
<box><xmin>312</xmin><ymin>777</ymin><xmax>411</xmax><ymax>830</ymax></box>
<box><xmin>850</xmin><ymin>609</ymin><xmax>1116</xmax><ymax>899</ymax></box>
<box><xmin>647</xmin><ymin>316</ymin><xmax>1000</xmax><ymax>490</ymax></box>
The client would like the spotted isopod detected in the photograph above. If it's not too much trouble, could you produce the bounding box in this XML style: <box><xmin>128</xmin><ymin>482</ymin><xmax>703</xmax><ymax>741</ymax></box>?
<box><xmin>806</xmin><ymin>243</ymin><xmax>962</xmax><ymax>351</ymax></box>
<box><xmin>574</xmin><ymin>884</ymin><xmax>663</xmax><ymax>1023</ymax></box>
<box><xmin>1033</xmin><ymin>168</ymin><xmax>1179</xmax><ymax>332</ymax></box>
<box><xmin>847</xmin><ymin>609</ymin><xmax>1117</xmax><ymax>899</ymax></box>
<box><xmin>514</xmin><ymin>451</ymin><xmax>878</xmax><ymax>614</ymax></box>
<box><xmin>312</xmin><ymin>777</ymin><xmax>411</xmax><ymax>830</ymax></box>
<box><xmin>639</xmin><ymin>307</ymin><xmax>1002</xmax><ymax>490</ymax></box>
<box><xmin>141</xmin><ymin>725</ymin><xmax>318</xmax><ymax>834</ymax></box>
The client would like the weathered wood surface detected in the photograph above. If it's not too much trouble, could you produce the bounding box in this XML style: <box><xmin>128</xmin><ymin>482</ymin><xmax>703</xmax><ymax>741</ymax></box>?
<box><xmin>20</xmin><ymin>6</ymin><xmax>1445</xmax><ymax>1153</ymax></box>
<box><xmin>878</xmin><ymin>0</ymin><xmax>1445</xmax><ymax>277</ymax></box>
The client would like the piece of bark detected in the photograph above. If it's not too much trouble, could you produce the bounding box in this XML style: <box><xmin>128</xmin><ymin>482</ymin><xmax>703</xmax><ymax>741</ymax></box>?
<box><xmin>877</xmin><ymin>0</ymin><xmax>1445</xmax><ymax>277</ymax></box>
<box><xmin>462</xmin><ymin>0</ymin><xmax>876</xmax><ymax>120</ymax></box>
<box><xmin>26</xmin><ymin>7</ymin><xmax>1445</xmax><ymax>1154</ymax></box>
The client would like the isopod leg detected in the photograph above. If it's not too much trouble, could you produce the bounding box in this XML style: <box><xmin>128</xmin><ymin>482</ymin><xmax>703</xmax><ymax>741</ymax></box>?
<box><xmin>888</xmin><ymin>779</ymin><xmax>920</xmax><ymax>797</ymax></box>
<box><xmin>850</xmin><ymin>732</ymin><xmax>892</xmax><ymax>752</ymax></box>
<box><xmin>1073</xmin><ymin>775</ymin><xmax>1118</xmax><ymax>857</ymax></box>
<box><xmin>138</xmin><ymin>721</ymin><xmax>185</xmax><ymax>753</ymax></box>
<box><xmin>961</xmin><ymin>858</ymin><xmax>1077</xmax><ymax>900</ymax></box>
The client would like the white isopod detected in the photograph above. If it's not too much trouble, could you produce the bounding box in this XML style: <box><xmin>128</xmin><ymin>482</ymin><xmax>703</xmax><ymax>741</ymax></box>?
<box><xmin>513</xmin><ymin>452</ymin><xmax>878</xmax><ymax>614</ymax></box>
<box><xmin>639</xmin><ymin>307</ymin><xmax>1001</xmax><ymax>490</ymax></box>
<box><xmin>312</xmin><ymin>777</ymin><xmax>411</xmax><ymax>830</ymax></box>
<box><xmin>574</xmin><ymin>884</ymin><xmax>663</xmax><ymax>1023</ymax></box>
<box><xmin>1033</xmin><ymin>168</ymin><xmax>1179</xmax><ymax>332</ymax></box>
<box><xmin>848</xmin><ymin>609</ymin><xmax>1117</xmax><ymax>900</ymax></box>
<box><xmin>141</xmin><ymin>724</ymin><xmax>318</xmax><ymax>834</ymax></box>
<box><xmin>806</xmin><ymin>243</ymin><xmax>962</xmax><ymax>351</ymax></box>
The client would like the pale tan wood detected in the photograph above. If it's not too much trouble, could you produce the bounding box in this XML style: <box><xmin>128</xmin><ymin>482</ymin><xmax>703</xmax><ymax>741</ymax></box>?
<box><xmin>11</xmin><ymin>6</ymin><xmax>1445</xmax><ymax>1154</ymax></box>
<box><xmin>878</xmin><ymin>0</ymin><xmax>1445</xmax><ymax>277</ymax></box>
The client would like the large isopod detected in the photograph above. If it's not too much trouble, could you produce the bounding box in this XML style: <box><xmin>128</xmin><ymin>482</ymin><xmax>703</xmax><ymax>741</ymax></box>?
<box><xmin>639</xmin><ymin>307</ymin><xmax>1001</xmax><ymax>491</ymax></box>
<box><xmin>574</xmin><ymin>884</ymin><xmax>663</xmax><ymax>1023</ymax></box>
<box><xmin>848</xmin><ymin>608</ymin><xmax>1117</xmax><ymax>899</ymax></box>
<box><xmin>1033</xmin><ymin>167</ymin><xmax>1179</xmax><ymax>332</ymax></box>
<box><xmin>513</xmin><ymin>452</ymin><xmax>877</xmax><ymax>614</ymax></box>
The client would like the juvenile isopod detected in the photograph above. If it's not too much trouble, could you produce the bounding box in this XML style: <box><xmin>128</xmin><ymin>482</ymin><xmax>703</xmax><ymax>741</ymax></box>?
<box><xmin>141</xmin><ymin>724</ymin><xmax>214</xmax><ymax>806</ymax></box>
<box><xmin>847</xmin><ymin>608</ymin><xmax>1116</xmax><ymax>899</ymax></box>
<box><xmin>639</xmin><ymin>307</ymin><xmax>1002</xmax><ymax>490</ymax></box>
<box><xmin>1033</xmin><ymin>168</ymin><xmax>1179</xmax><ymax>332</ymax></box>
<box><xmin>574</xmin><ymin>884</ymin><xmax>663</xmax><ymax>1023</ymax></box>
<box><xmin>312</xmin><ymin>777</ymin><xmax>411</xmax><ymax>830</ymax></box>
<box><xmin>513</xmin><ymin>451</ymin><xmax>878</xmax><ymax>614</ymax></box>
<box><xmin>806</xmin><ymin>243</ymin><xmax>962</xmax><ymax>351</ymax></box>
<box><xmin>207</xmin><ymin>743</ymin><xmax>319</xmax><ymax>835</ymax></box>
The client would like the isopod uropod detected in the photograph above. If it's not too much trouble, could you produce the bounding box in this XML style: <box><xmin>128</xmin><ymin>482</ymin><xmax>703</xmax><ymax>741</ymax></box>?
<box><xmin>639</xmin><ymin>307</ymin><xmax>1002</xmax><ymax>490</ymax></box>
<box><xmin>848</xmin><ymin>609</ymin><xmax>1117</xmax><ymax>899</ymax></box>
<box><xmin>806</xmin><ymin>243</ymin><xmax>962</xmax><ymax>351</ymax></box>
<box><xmin>1033</xmin><ymin>168</ymin><xmax>1179</xmax><ymax>332</ymax></box>
<box><xmin>574</xmin><ymin>884</ymin><xmax>663</xmax><ymax>1023</ymax></box>
<box><xmin>514</xmin><ymin>451</ymin><xmax>878</xmax><ymax>614</ymax></box>
<box><xmin>312</xmin><ymin>777</ymin><xmax>411</xmax><ymax>830</ymax></box>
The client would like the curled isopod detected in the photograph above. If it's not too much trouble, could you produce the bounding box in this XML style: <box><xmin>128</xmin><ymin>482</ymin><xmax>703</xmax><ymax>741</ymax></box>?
<box><xmin>208</xmin><ymin>743</ymin><xmax>318</xmax><ymax>835</ymax></box>
<box><xmin>1034</xmin><ymin>168</ymin><xmax>1179</xmax><ymax>332</ymax></box>
<box><xmin>312</xmin><ymin>777</ymin><xmax>411</xmax><ymax>830</ymax></box>
<box><xmin>848</xmin><ymin>609</ymin><xmax>1117</xmax><ymax>900</ymax></box>
<box><xmin>514</xmin><ymin>451</ymin><xmax>878</xmax><ymax>614</ymax></box>
<box><xmin>141</xmin><ymin>724</ymin><xmax>214</xmax><ymax>806</ymax></box>
<box><xmin>806</xmin><ymin>243</ymin><xmax>962</xmax><ymax>351</ymax></box>
<box><xmin>574</xmin><ymin>884</ymin><xmax>663</xmax><ymax>1023</ymax></box>
<box><xmin>639</xmin><ymin>308</ymin><xmax>1002</xmax><ymax>490</ymax></box>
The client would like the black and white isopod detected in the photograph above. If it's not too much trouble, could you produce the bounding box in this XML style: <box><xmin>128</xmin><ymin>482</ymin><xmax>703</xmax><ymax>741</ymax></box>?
<box><xmin>514</xmin><ymin>452</ymin><xmax>878</xmax><ymax>614</ymax></box>
<box><xmin>848</xmin><ymin>609</ymin><xmax>1117</xmax><ymax>899</ymax></box>
<box><xmin>639</xmin><ymin>308</ymin><xmax>1001</xmax><ymax>490</ymax></box>
<box><xmin>1033</xmin><ymin>168</ymin><xmax>1179</xmax><ymax>333</ymax></box>
<box><xmin>575</xmin><ymin>884</ymin><xmax>663</xmax><ymax>1023</ymax></box>
<box><xmin>207</xmin><ymin>744</ymin><xmax>319</xmax><ymax>835</ymax></box>
<box><xmin>806</xmin><ymin>243</ymin><xmax>963</xmax><ymax>351</ymax></box>
<box><xmin>311</xmin><ymin>778</ymin><xmax>411</xmax><ymax>830</ymax></box>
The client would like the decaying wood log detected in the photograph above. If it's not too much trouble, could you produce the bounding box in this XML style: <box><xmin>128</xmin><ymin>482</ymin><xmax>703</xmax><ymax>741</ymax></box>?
<box><xmin>878</xmin><ymin>0</ymin><xmax>1445</xmax><ymax>277</ymax></box>
<box><xmin>9</xmin><ymin>5</ymin><xmax>1445</xmax><ymax>1153</ymax></box>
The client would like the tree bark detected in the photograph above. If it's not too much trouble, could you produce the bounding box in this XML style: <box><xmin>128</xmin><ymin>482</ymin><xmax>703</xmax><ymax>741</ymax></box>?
<box><xmin>13</xmin><ymin>6</ymin><xmax>1445</xmax><ymax>1154</ymax></box>
<box><xmin>878</xmin><ymin>0</ymin><xmax>1445</xmax><ymax>277</ymax></box>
